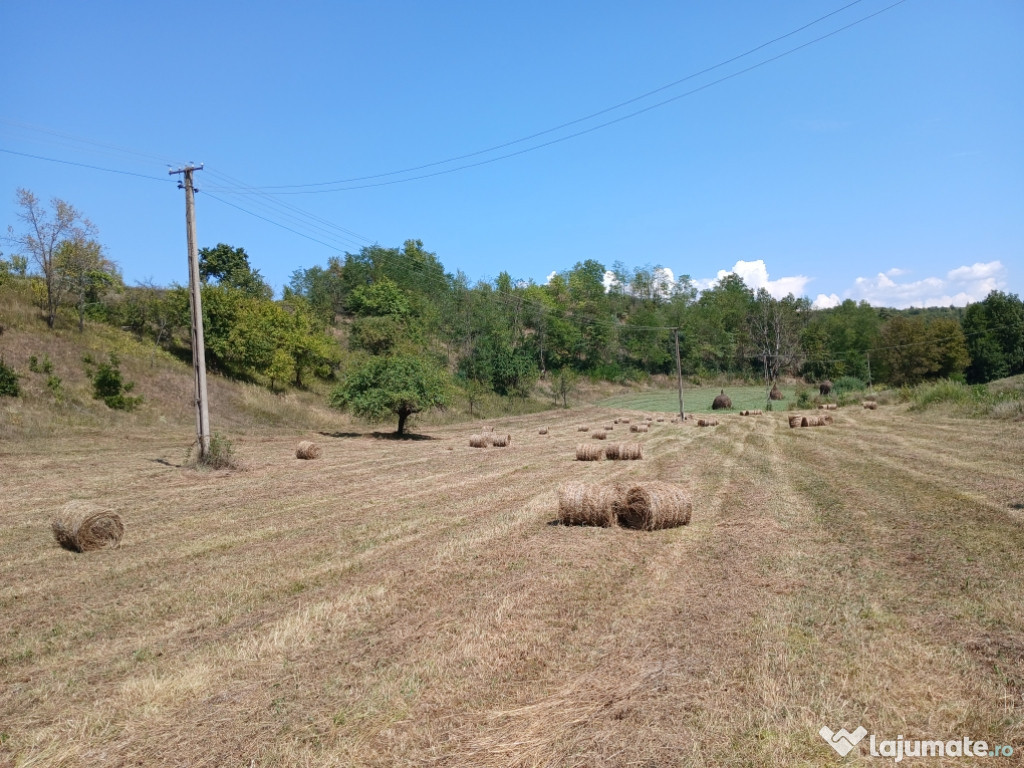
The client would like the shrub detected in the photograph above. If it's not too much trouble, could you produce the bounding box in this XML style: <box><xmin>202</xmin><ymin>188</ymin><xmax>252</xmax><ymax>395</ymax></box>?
<box><xmin>188</xmin><ymin>432</ymin><xmax>238</xmax><ymax>470</ymax></box>
<box><xmin>796</xmin><ymin>388</ymin><xmax>813</xmax><ymax>409</ymax></box>
<box><xmin>0</xmin><ymin>357</ymin><xmax>20</xmax><ymax>397</ymax></box>
<box><xmin>833</xmin><ymin>376</ymin><xmax>866</xmax><ymax>395</ymax></box>
<box><xmin>46</xmin><ymin>374</ymin><xmax>65</xmax><ymax>402</ymax></box>
<box><xmin>85</xmin><ymin>353</ymin><xmax>142</xmax><ymax>411</ymax></box>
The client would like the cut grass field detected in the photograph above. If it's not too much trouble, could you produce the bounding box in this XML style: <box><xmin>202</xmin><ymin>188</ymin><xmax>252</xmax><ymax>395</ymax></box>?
<box><xmin>2</xmin><ymin>404</ymin><xmax>1023</xmax><ymax>766</ymax></box>
<box><xmin>599</xmin><ymin>383</ymin><xmax>800</xmax><ymax>414</ymax></box>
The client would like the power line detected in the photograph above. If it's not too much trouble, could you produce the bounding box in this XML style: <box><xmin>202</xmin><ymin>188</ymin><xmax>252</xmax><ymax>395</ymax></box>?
<box><xmin>220</xmin><ymin>0</ymin><xmax>909</xmax><ymax>195</ymax></box>
<box><xmin>0</xmin><ymin>148</ymin><xmax>171</xmax><ymax>183</ymax></box>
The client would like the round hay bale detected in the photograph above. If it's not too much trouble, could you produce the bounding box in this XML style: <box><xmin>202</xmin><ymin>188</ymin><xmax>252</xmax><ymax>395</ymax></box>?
<box><xmin>575</xmin><ymin>443</ymin><xmax>605</xmax><ymax>461</ymax></box>
<box><xmin>602</xmin><ymin>425</ymin><xmax>614</xmax><ymax>431</ymax></box>
<box><xmin>656</xmin><ymin>417</ymin><xmax>665</xmax><ymax>422</ymax></box>
<box><xmin>469</xmin><ymin>434</ymin><xmax>489</xmax><ymax>448</ymax></box>
<box><xmin>538</xmin><ymin>427</ymin><xmax>549</xmax><ymax>435</ymax></box>
<box><xmin>769</xmin><ymin>384</ymin><xmax>784</xmax><ymax>400</ymax></box>
<box><xmin>614</xmin><ymin>418</ymin><xmax>620</xmax><ymax>424</ymax></box>
<box><xmin>620</xmin><ymin>418</ymin><xmax>631</xmax><ymax>424</ymax></box>
<box><xmin>822</xmin><ymin>414</ymin><xmax>834</xmax><ymax>425</ymax></box>
<box><xmin>820</xmin><ymin>380</ymin><xmax>833</xmax><ymax>396</ymax></box>
<box><xmin>629</xmin><ymin>423</ymin><xmax>649</xmax><ymax>433</ymax></box>
<box><xmin>863</xmin><ymin>401</ymin><xmax>877</xmax><ymax>410</ymax></box>
<box><xmin>295</xmin><ymin>440</ymin><xmax>322</xmax><ymax>460</ymax></box>
<box><xmin>491</xmin><ymin>433</ymin><xmax>512</xmax><ymax>447</ymax></box>
<box><xmin>788</xmin><ymin>415</ymin><xmax>802</xmax><ymax>428</ymax></box>
<box><xmin>712</xmin><ymin>390</ymin><xmax>732</xmax><ymax>410</ymax></box>
<box><xmin>591</xmin><ymin>430</ymin><xmax>607</xmax><ymax>440</ymax></box>
<box><xmin>557</xmin><ymin>482</ymin><xmax>624</xmax><ymax>527</ymax></box>
<box><xmin>741</xmin><ymin>409</ymin><xmax>763</xmax><ymax>416</ymax></box>
<box><xmin>644</xmin><ymin>416</ymin><xmax>653</xmax><ymax>422</ymax></box>
<box><xmin>51</xmin><ymin>501</ymin><xmax>124</xmax><ymax>552</ymax></box>
<box><xmin>605</xmin><ymin>442</ymin><xmax>643</xmax><ymax>460</ymax></box>
<box><xmin>618</xmin><ymin>482</ymin><xmax>692</xmax><ymax>530</ymax></box>
<box><xmin>577</xmin><ymin>425</ymin><xmax>590</xmax><ymax>432</ymax></box>
<box><xmin>697</xmin><ymin>418</ymin><xmax>719</xmax><ymax>427</ymax></box>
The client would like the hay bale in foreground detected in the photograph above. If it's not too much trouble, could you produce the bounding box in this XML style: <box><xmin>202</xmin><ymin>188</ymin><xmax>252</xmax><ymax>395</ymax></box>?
<box><xmin>697</xmin><ymin>418</ymin><xmax>719</xmax><ymax>427</ymax></box>
<box><xmin>538</xmin><ymin>427</ymin><xmax>549</xmax><ymax>435</ymax></box>
<box><xmin>469</xmin><ymin>434</ymin><xmax>489</xmax><ymax>448</ymax></box>
<box><xmin>557</xmin><ymin>482</ymin><xmax>623</xmax><ymax>527</ymax></box>
<box><xmin>618</xmin><ymin>482</ymin><xmax>692</xmax><ymax>530</ymax></box>
<box><xmin>629</xmin><ymin>423</ymin><xmax>649</xmax><ymax>433</ymax></box>
<box><xmin>577</xmin><ymin>425</ymin><xmax>590</xmax><ymax>432</ymax></box>
<box><xmin>788</xmin><ymin>415</ymin><xmax>803</xmax><ymax>428</ymax></box>
<box><xmin>491</xmin><ymin>433</ymin><xmax>512</xmax><ymax>447</ymax></box>
<box><xmin>51</xmin><ymin>501</ymin><xmax>124</xmax><ymax>552</ymax></box>
<box><xmin>575</xmin><ymin>443</ymin><xmax>604</xmax><ymax>461</ymax></box>
<box><xmin>591</xmin><ymin>430</ymin><xmax>607</xmax><ymax>440</ymax></box>
<box><xmin>802</xmin><ymin>416</ymin><xmax>823</xmax><ymax>427</ymax></box>
<box><xmin>295</xmin><ymin>440</ymin><xmax>321</xmax><ymax>460</ymax></box>
<box><xmin>606</xmin><ymin>442</ymin><xmax>643</xmax><ymax>460</ymax></box>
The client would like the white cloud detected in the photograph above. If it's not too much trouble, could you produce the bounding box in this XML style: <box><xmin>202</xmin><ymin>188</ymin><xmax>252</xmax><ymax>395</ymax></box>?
<box><xmin>885</xmin><ymin>267</ymin><xmax>909</xmax><ymax>277</ymax></box>
<box><xmin>602</xmin><ymin>270</ymin><xmax>619</xmax><ymax>291</ymax></box>
<box><xmin>696</xmin><ymin>259</ymin><xmax>811</xmax><ymax>299</ymax></box>
<box><xmin>545</xmin><ymin>270</ymin><xmax>557</xmax><ymax>284</ymax></box>
<box><xmin>847</xmin><ymin>261</ymin><xmax>1006</xmax><ymax>308</ymax></box>
<box><xmin>812</xmin><ymin>293</ymin><xmax>841</xmax><ymax>309</ymax></box>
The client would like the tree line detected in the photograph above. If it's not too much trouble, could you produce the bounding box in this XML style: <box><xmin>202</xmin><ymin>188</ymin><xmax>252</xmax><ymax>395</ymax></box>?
<box><xmin>4</xmin><ymin>190</ymin><xmax>1023</xmax><ymax>430</ymax></box>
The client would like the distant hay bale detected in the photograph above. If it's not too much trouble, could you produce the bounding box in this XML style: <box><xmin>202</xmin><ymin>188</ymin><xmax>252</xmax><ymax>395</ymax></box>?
<box><xmin>769</xmin><ymin>384</ymin><xmax>784</xmax><ymax>400</ymax></box>
<box><xmin>469</xmin><ymin>434</ymin><xmax>489</xmax><ymax>448</ymax></box>
<box><xmin>591</xmin><ymin>430</ymin><xmax>607</xmax><ymax>440</ymax></box>
<box><xmin>618</xmin><ymin>482</ymin><xmax>692</xmax><ymax>530</ymax></box>
<box><xmin>557</xmin><ymin>482</ymin><xmax>623</xmax><ymax>527</ymax></box>
<box><xmin>644</xmin><ymin>416</ymin><xmax>653</xmax><ymax>422</ymax></box>
<box><xmin>602</xmin><ymin>425</ymin><xmax>614</xmax><ymax>431</ymax></box>
<box><xmin>820</xmin><ymin>380</ymin><xmax>833</xmax><ymax>396</ymax></box>
<box><xmin>629</xmin><ymin>423</ymin><xmax>649</xmax><ymax>433</ymax></box>
<box><xmin>817</xmin><ymin>403</ymin><xmax>838</xmax><ymax>411</ymax></box>
<box><xmin>788</xmin><ymin>415</ymin><xmax>802</xmax><ymax>428</ymax></box>
<box><xmin>51</xmin><ymin>501</ymin><xmax>124</xmax><ymax>553</ymax></box>
<box><xmin>697</xmin><ymin>418</ymin><xmax>719</xmax><ymax>427</ymax></box>
<box><xmin>620</xmin><ymin>418</ymin><xmax>631</xmax><ymax>424</ymax></box>
<box><xmin>577</xmin><ymin>425</ymin><xmax>590</xmax><ymax>432</ymax></box>
<box><xmin>295</xmin><ymin>440</ymin><xmax>321</xmax><ymax>460</ymax></box>
<box><xmin>656</xmin><ymin>417</ymin><xmax>665</xmax><ymax>422</ymax></box>
<box><xmin>741</xmin><ymin>409</ymin><xmax>763</xmax><ymax>416</ymax></box>
<box><xmin>863</xmin><ymin>401</ymin><xmax>877</xmax><ymax>410</ymax></box>
<box><xmin>712</xmin><ymin>390</ymin><xmax>732</xmax><ymax>410</ymax></box>
<box><xmin>491</xmin><ymin>433</ymin><xmax>512</xmax><ymax>447</ymax></box>
<box><xmin>606</xmin><ymin>442</ymin><xmax>643</xmax><ymax>460</ymax></box>
<box><xmin>538</xmin><ymin>427</ymin><xmax>549</xmax><ymax>435</ymax></box>
<box><xmin>575</xmin><ymin>443</ymin><xmax>604</xmax><ymax>461</ymax></box>
<box><xmin>481</xmin><ymin>425</ymin><xmax>494</xmax><ymax>433</ymax></box>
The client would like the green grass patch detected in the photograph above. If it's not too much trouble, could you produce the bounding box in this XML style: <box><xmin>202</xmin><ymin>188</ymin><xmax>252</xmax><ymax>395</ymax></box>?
<box><xmin>597</xmin><ymin>384</ymin><xmax>796</xmax><ymax>413</ymax></box>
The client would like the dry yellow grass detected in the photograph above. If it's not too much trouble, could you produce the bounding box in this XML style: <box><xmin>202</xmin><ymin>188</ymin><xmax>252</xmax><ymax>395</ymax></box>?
<box><xmin>1</xmin><ymin>404</ymin><xmax>1022</xmax><ymax>766</ymax></box>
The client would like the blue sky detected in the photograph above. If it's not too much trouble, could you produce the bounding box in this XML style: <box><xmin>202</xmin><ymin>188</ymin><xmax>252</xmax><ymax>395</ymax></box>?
<box><xmin>2</xmin><ymin>0</ymin><xmax>1021</xmax><ymax>308</ymax></box>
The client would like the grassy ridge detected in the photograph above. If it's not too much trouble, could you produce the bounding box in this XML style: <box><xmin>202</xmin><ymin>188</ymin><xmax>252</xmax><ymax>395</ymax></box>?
<box><xmin>598</xmin><ymin>384</ymin><xmax>799</xmax><ymax>414</ymax></box>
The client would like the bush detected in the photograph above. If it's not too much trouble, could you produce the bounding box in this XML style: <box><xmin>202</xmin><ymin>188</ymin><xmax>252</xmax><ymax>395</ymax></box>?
<box><xmin>85</xmin><ymin>353</ymin><xmax>142</xmax><ymax>411</ymax></box>
<box><xmin>188</xmin><ymin>432</ymin><xmax>238</xmax><ymax>470</ymax></box>
<box><xmin>796</xmin><ymin>389</ymin><xmax>813</xmax><ymax>409</ymax></box>
<box><xmin>0</xmin><ymin>357</ymin><xmax>20</xmax><ymax>397</ymax></box>
<box><xmin>46</xmin><ymin>374</ymin><xmax>65</xmax><ymax>403</ymax></box>
<box><xmin>833</xmin><ymin>376</ymin><xmax>867</xmax><ymax>395</ymax></box>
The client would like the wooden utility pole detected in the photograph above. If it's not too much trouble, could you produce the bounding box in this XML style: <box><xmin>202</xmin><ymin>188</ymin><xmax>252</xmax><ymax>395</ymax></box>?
<box><xmin>169</xmin><ymin>164</ymin><xmax>211</xmax><ymax>458</ymax></box>
<box><xmin>866</xmin><ymin>351</ymin><xmax>873</xmax><ymax>392</ymax></box>
<box><xmin>673</xmin><ymin>327</ymin><xmax>685</xmax><ymax>420</ymax></box>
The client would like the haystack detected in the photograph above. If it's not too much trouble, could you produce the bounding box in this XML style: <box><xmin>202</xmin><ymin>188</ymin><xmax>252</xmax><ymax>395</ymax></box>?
<box><xmin>618</xmin><ymin>482</ymin><xmax>692</xmax><ymax>530</ymax></box>
<box><xmin>295</xmin><ymin>440</ymin><xmax>321</xmax><ymax>460</ymax></box>
<box><xmin>606</xmin><ymin>442</ymin><xmax>643</xmax><ymax>460</ymax></box>
<box><xmin>469</xmin><ymin>434</ymin><xmax>489</xmax><ymax>448</ymax></box>
<box><xmin>557</xmin><ymin>482</ymin><xmax>623</xmax><ymax>527</ymax></box>
<box><xmin>769</xmin><ymin>384</ymin><xmax>783</xmax><ymax>400</ymax></box>
<box><xmin>575</xmin><ymin>444</ymin><xmax>604</xmax><ymax>461</ymax></box>
<box><xmin>629</xmin><ymin>423</ymin><xmax>649</xmax><ymax>433</ymax></box>
<box><xmin>697</xmin><ymin>418</ymin><xmax>719</xmax><ymax>427</ymax></box>
<box><xmin>491</xmin><ymin>433</ymin><xmax>512</xmax><ymax>447</ymax></box>
<box><xmin>712</xmin><ymin>390</ymin><xmax>732</xmax><ymax>410</ymax></box>
<box><xmin>51</xmin><ymin>501</ymin><xmax>124</xmax><ymax>552</ymax></box>
<box><xmin>591</xmin><ymin>430</ymin><xmax>607</xmax><ymax>440</ymax></box>
<box><xmin>819</xmin><ymin>380</ymin><xmax>833</xmax><ymax>396</ymax></box>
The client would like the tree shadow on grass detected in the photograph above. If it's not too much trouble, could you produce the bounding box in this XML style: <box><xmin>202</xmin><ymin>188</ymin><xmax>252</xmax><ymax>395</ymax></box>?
<box><xmin>150</xmin><ymin>458</ymin><xmax>183</xmax><ymax>468</ymax></box>
<box><xmin>318</xmin><ymin>431</ymin><xmax>363</xmax><ymax>439</ymax></box>
<box><xmin>370</xmin><ymin>431</ymin><xmax>438</xmax><ymax>441</ymax></box>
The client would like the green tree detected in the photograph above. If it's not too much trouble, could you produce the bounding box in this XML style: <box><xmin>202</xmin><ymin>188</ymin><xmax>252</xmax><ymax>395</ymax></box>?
<box><xmin>962</xmin><ymin>291</ymin><xmax>1024</xmax><ymax>383</ymax></box>
<box><xmin>199</xmin><ymin>243</ymin><xmax>272</xmax><ymax>299</ymax></box>
<box><xmin>6</xmin><ymin>189</ymin><xmax>97</xmax><ymax>328</ymax></box>
<box><xmin>330</xmin><ymin>353</ymin><xmax>451</xmax><ymax>435</ymax></box>
<box><xmin>55</xmin><ymin>235</ymin><xmax>120</xmax><ymax>332</ymax></box>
